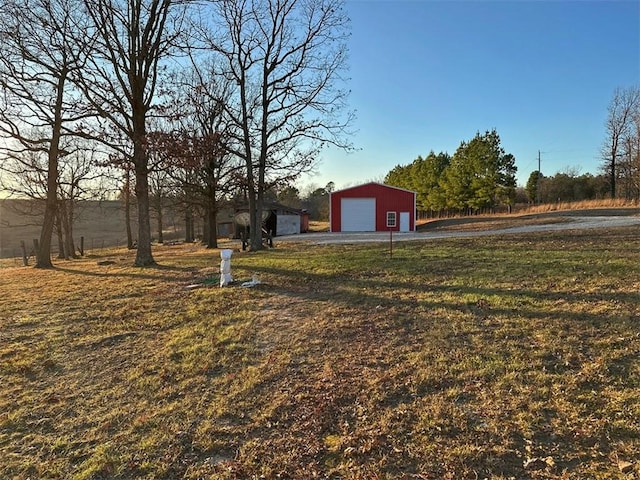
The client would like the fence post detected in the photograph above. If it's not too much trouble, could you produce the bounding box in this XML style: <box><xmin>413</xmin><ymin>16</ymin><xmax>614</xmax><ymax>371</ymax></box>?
<box><xmin>20</xmin><ymin>240</ymin><xmax>28</xmax><ymax>266</ymax></box>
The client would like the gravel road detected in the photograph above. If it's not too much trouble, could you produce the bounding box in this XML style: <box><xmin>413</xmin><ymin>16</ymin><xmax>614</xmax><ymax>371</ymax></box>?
<box><xmin>275</xmin><ymin>213</ymin><xmax>640</xmax><ymax>245</ymax></box>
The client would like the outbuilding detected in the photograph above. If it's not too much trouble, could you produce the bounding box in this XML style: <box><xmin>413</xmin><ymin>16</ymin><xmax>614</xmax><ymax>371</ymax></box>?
<box><xmin>330</xmin><ymin>182</ymin><xmax>416</xmax><ymax>232</ymax></box>
<box><xmin>232</xmin><ymin>203</ymin><xmax>308</xmax><ymax>238</ymax></box>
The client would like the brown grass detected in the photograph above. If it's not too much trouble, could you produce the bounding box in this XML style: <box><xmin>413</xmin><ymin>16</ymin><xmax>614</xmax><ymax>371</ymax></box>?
<box><xmin>308</xmin><ymin>220</ymin><xmax>330</xmax><ymax>232</ymax></box>
<box><xmin>514</xmin><ymin>197</ymin><xmax>639</xmax><ymax>215</ymax></box>
<box><xmin>1</xmin><ymin>228</ymin><xmax>640</xmax><ymax>479</ymax></box>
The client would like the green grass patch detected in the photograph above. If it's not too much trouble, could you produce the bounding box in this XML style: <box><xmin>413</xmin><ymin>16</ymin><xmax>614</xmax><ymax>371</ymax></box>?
<box><xmin>1</xmin><ymin>230</ymin><xmax>639</xmax><ymax>478</ymax></box>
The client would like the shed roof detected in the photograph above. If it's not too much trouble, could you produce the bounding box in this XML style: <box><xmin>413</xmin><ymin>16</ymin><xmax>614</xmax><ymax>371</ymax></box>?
<box><xmin>331</xmin><ymin>182</ymin><xmax>417</xmax><ymax>196</ymax></box>
<box><xmin>235</xmin><ymin>202</ymin><xmax>304</xmax><ymax>216</ymax></box>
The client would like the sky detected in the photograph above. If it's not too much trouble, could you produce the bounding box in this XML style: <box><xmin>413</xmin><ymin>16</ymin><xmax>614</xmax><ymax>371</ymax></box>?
<box><xmin>301</xmin><ymin>0</ymin><xmax>640</xmax><ymax>192</ymax></box>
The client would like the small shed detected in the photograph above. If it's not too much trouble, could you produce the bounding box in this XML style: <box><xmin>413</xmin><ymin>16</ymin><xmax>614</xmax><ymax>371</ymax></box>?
<box><xmin>330</xmin><ymin>182</ymin><xmax>416</xmax><ymax>232</ymax></box>
<box><xmin>233</xmin><ymin>203</ymin><xmax>306</xmax><ymax>237</ymax></box>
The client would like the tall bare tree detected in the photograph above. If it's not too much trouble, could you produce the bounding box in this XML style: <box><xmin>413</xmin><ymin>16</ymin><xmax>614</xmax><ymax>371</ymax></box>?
<box><xmin>79</xmin><ymin>0</ymin><xmax>187</xmax><ymax>266</ymax></box>
<box><xmin>174</xmin><ymin>64</ymin><xmax>241</xmax><ymax>248</ymax></box>
<box><xmin>602</xmin><ymin>85</ymin><xmax>640</xmax><ymax>199</ymax></box>
<box><xmin>617</xmin><ymin>101</ymin><xmax>640</xmax><ymax>200</ymax></box>
<box><xmin>206</xmin><ymin>0</ymin><xmax>354</xmax><ymax>250</ymax></box>
<box><xmin>146</xmin><ymin>61</ymin><xmax>243</xmax><ymax>248</ymax></box>
<box><xmin>0</xmin><ymin>0</ymin><xmax>93</xmax><ymax>267</ymax></box>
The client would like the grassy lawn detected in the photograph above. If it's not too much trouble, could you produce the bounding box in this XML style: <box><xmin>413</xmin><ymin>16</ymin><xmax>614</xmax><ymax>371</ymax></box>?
<box><xmin>1</xmin><ymin>228</ymin><xmax>639</xmax><ymax>479</ymax></box>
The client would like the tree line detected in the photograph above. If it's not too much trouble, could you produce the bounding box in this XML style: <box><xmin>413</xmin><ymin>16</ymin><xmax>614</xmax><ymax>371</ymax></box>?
<box><xmin>526</xmin><ymin>85</ymin><xmax>639</xmax><ymax>206</ymax></box>
<box><xmin>384</xmin><ymin>84</ymin><xmax>639</xmax><ymax>216</ymax></box>
<box><xmin>384</xmin><ymin>129</ymin><xmax>517</xmax><ymax>216</ymax></box>
<box><xmin>0</xmin><ymin>0</ymin><xmax>353</xmax><ymax>267</ymax></box>
<box><xmin>602</xmin><ymin>85</ymin><xmax>640</xmax><ymax>201</ymax></box>
<box><xmin>525</xmin><ymin>170</ymin><xmax>609</xmax><ymax>204</ymax></box>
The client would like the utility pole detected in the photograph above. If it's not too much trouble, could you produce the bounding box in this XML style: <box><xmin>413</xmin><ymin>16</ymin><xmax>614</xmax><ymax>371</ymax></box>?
<box><xmin>538</xmin><ymin>150</ymin><xmax>541</xmax><ymax>173</ymax></box>
<box><xmin>536</xmin><ymin>150</ymin><xmax>541</xmax><ymax>204</ymax></box>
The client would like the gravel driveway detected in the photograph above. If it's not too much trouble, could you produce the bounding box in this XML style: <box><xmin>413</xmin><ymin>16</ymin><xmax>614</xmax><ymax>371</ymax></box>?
<box><xmin>276</xmin><ymin>213</ymin><xmax>640</xmax><ymax>245</ymax></box>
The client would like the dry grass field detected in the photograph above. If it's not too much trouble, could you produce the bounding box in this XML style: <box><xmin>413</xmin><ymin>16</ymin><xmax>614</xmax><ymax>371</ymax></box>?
<box><xmin>0</xmin><ymin>199</ymin><xmax>186</xmax><ymax>260</ymax></box>
<box><xmin>0</xmin><ymin>200</ymin><xmax>132</xmax><ymax>260</ymax></box>
<box><xmin>1</xmin><ymin>223</ymin><xmax>639</xmax><ymax>479</ymax></box>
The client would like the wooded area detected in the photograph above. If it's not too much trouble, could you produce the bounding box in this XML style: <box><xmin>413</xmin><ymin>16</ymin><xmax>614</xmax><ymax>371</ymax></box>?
<box><xmin>384</xmin><ymin>129</ymin><xmax>517</xmax><ymax>216</ymax></box>
<box><xmin>0</xmin><ymin>0</ymin><xmax>352</xmax><ymax>266</ymax></box>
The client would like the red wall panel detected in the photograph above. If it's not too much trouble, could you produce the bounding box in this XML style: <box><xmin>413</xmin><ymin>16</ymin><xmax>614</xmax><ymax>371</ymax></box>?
<box><xmin>330</xmin><ymin>183</ymin><xmax>416</xmax><ymax>232</ymax></box>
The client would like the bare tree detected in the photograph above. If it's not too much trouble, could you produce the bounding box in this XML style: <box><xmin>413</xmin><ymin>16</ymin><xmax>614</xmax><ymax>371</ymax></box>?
<box><xmin>205</xmin><ymin>0</ymin><xmax>354</xmax><ymax>250</ymax></box>
<box><xmin>148</xmin><ymin>126</ymin><xmax>238</xmax><ymax>247</ymax></box>
<box><xmin>79</xmin><ymin>0</ymin><xmax>187</xmax><ymax>266</ymax></box>
<box><xmin>602</xmin><ymin>85</ymin><xmax>640</xmax><ymax>199</ymax></box>
<box><xmin>617</xmin><ymin>103</ymin><xmax>640</xmax><ymax>200</ymax></box>
<box><xmin>148</xmin><ymin>165</ymin><xmax>170</xmax><ymax>244</ymax></box>
<box><xmin>175</xmin><ymin>64</ymin><xmax>241</xmax><ymax>248</ymax></box>
<box><xmin>1</xmin><ymin>138</ymin><xmax>111</xmax><ymax>260</ymax></box>
<box><xmin>147</xmin><ymin>62</ymin><xmax>242</xmax><ymax>248</ymax></box>
<box><xmin>57</xmin><ymin>143</ymin><xmax>105</xmax><ymax>257</ymax></box>
<box><xmin>0</xmin><ymin>0</ymin><xmax>93</xmax><ymax>267</ymax></box>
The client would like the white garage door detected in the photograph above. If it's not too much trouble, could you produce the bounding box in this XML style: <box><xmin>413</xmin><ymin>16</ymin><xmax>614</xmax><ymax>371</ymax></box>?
<box><xmin>341</xmin><ymin>198</ymin><xmax>376</xmax><ymax>231</ymax></box>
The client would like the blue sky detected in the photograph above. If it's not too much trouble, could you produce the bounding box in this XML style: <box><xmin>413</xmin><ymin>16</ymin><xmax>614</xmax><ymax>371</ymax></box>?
<box><xmin>302</xmin><ymin>0</ymin><xmax>640</xmax><ymax>191</ymax></box>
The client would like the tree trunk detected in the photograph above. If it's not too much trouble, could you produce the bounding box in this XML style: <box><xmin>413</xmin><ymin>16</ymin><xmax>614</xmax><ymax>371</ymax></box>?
<box><xmin>56</xmin><ymin>208</ymin><xmax>66</xmax><ymax>259</ymax></box>
<box><xmin>204</xmin><ymin>155</ymin><xmax>218</xmax><ymax>248</ymax></box>
<box><xmin>246</xmin><ymin>155</ymin><xmax>263</xmax><ymax>250</ymax></box>
<box><xmin>20</xmin><ymin>240</ymin><xmax>28</xmax><ymax>266</ymax></box>
<box><xmin>61</xmin><ymin>199</ymin><xmax>76</xmax><ymax>258</ymax></box>
<box><xmin>62</xmin><ymin>212</ymin><xmax>78</xmax><ymax>259</ymax></box>
<box><xmin>185</xmin><ymin>209</ymin><xmax>193</xmax><ymax>243</ymax></box>
<box><xmin>35</xmin><ymin>71</ymin><xmax>67</xmax><ymax>268</ymax></box>
<box><xmin>156</xmin><ymin>196</ymin><xmax>164</xmax><ymax>244</ymax></box>
<box><xmin>250</xmin><ymin>148</ymin><xmax>268</xmax><ymax>251</ymax></box>
<box><xmin>134</xmin><ymin>162</ymin><xmax>154</xmax><ymax>265</ymax></box>
<box><xmin>248</xmin><ymin>188</ymin><xmax>261</xmax><ymax>251</ymax></box>
<box><xmin>67</xmin><ymin>197</ymin><xmax>77</xmax><ymax>257</ymax></box>
<box><xmin>36</xmin><ymin>150</ymin><xmax>60</xmax><ymax>267</ymax></box>
<box><xmin>206</xmin><ymin>203</ymin><xmax>218</xmax><ymax>249</ymax></box>
<box><xmin>610</xmin><ymin>153</ymin><xmax>616</xmax><ymax>199</ymax></box>
<box><xmin>132</xmin><ymin>109</ymin><xmax>155</xmax><ymax>266</ymax></box>
<box><xmin>124</xmin><ymin>167</ymin><xmax>134</xmax><ymax>249</ymax></box>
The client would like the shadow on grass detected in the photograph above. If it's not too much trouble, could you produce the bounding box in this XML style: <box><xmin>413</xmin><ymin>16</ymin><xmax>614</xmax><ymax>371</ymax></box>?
<box><xmin>246</xmin><ymin>262</ymin><xmax>639</xmax><ymax>329</ymax></box>
<box><xmin>54</xmin><ymin>263</ymin><xmax>200</xmax><ymax>282</ymax></box>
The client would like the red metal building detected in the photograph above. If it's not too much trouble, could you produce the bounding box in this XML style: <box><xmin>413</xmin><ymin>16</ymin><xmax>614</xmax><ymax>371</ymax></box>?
<box><xmin>329</xmin><ymin>182</ymin><xmax>416</xmax><ymax>232</ymax></box>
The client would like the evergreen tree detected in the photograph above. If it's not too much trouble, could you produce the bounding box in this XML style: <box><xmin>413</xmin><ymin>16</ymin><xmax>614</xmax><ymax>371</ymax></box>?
<box><xmin>384</xmin><ymin>163</ymin><xmax>413</xmax><ymax>191</ymax></box>
<box><xmin>525</xmin><ymin>170</ymin><xmax>542</xmax><ymax>203</ymax></box>
<box><xmin>384</xmin><ymin>129</ymin><xmax>516</xmax><ymax>214</ymax></box>
<box><xmin>441</xmin><ymin>130</ymin><xmax>516</xmax><ymax>212</ymax></box>
<box><xmin>413</xmin><ymin>151</ymin><xmax>450</xmax><ymax>212</ymax></box>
